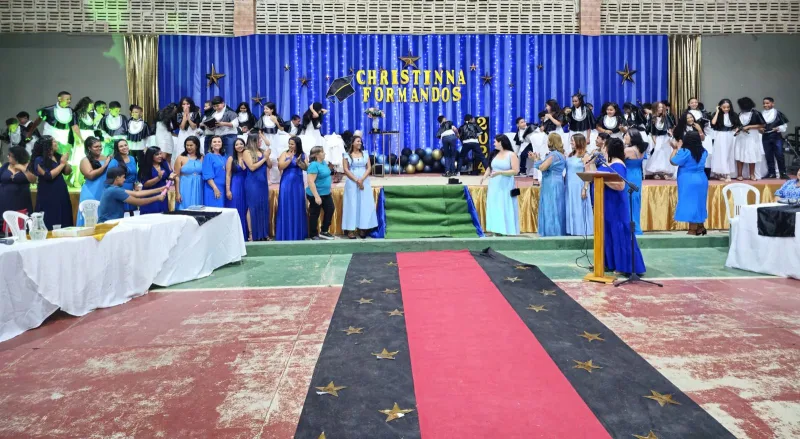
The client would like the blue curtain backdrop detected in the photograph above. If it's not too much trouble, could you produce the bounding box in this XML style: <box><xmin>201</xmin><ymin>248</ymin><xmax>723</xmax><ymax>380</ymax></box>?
<box><xmin>158</xmin><ymin>34</ymin><xmax>667</xmax><ymax>150</ymax></box>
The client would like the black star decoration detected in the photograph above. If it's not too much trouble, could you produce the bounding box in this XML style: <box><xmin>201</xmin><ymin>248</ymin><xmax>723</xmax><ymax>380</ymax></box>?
<box><xmin>537</xmin><ymin>63</ymin><xmax>543</xmax><ymax>70</ymax></box>
<box><xmin>251</xmin><ymin>92</ymin><xmax>264</xmax><ymax>106</ymax></box>
<box><xmin>470</xmin><ymin>63</ymin><xmax>477</xmax><ymax>71</ymax></box>
<box><xmin>349</xmin><ymin>66</ymin><xmax>355</xmax><ymax>74</ymax></box>
<box><xmin>398</xmin><ymin>51</ymin><xmax>421</xmax><ymax>69</ymax></box>
<box><xmin>509</xmin><ymin>81</ymin><xmax>514</xmax><ymax>89</ymax></box>
<box><xmin>617</xmin><ymin>62</ymin><xmax>637</xmax><ymax>85</ymax></box>
<box><xmin>206</xmin><ymin>63</ymin><xmax>225</xmax><ymax>88</ymax></box>
<box><xmin>284</xmin><ymin>64</ymin><xmax>291</xmax><ymax>71</ymax></box>
<box><xmin>299</xmin><ymin>76</ymin><xmax>311</xmax><ymax>87</ymax></box>
<box><xmin>481</xmin><ymin>73</ymin><xmax>493</xmax><ymax>86</ymax></box>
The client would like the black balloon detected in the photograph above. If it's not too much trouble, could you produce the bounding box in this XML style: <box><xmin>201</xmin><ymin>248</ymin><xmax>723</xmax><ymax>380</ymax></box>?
<box><xmin>401</xmin><ymin>147</ymin><xmax>412</xmax><ymax>157</ymax></box>
<box><xmin>422</xmin><ymin>154</ymin><xmax>434</xmax><ymax>166</ymax></box>
<box><xmin>432</xmin><ymin>161</ymin><xmax>442</xmax><ymax>172</ymax></box>
<box><xmin>389</xmin><ymin>153</ymin><xmax>398</xmax><ymax>165</ymax></box>
<box><xmin>399</xmin><ymin>155</ymin><xmax>409</xmax><ymax>166</ymax></box>
<box><xmin>415</xmin><ymin>148</ymin><xmax>426</xmax><ymax>158</ymax></box>
<box><xmin>369</xmin><ymin>154</ymin><xmax>376</xmax><ymax>165</ymax></box>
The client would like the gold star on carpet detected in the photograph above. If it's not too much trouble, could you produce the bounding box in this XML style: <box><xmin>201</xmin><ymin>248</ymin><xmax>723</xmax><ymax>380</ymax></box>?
<box><xmin>527</xmin><ymin>305</ymin><xmax>547</xmax><ymax>312</ymax></box>
<box><xmin>299</xmin><ymin>76</ymin><xmax>311</xmax><ymax>87</ymax></box>
<box><xmin>372</xmin><ymin>348</ymin><xmax>399</xmax><ymax>360</ymax></box>
<box><xmin>342</xmin><ymin>326</ymin><xmax>363</xmax><ymax>335</ymax></box>
<box><xmin>315</xmin><ymin>381</ymin><xmax>346</xmax><ymax>397</ymax></box>
<box><xmin>399</xmin><ymin>51</ymin><xmax>420</xmax><ymax>69</ymax></box>
<box><xmin>358</xmin><ymin>278</ymin><xmax>373</xmax><ymax>284</ymax></box>
<box><xmin>251</xmin><ymin>92</ymin><xmax>264</xmax><ymax>106</ymax></box>
<box><xmin>356</xmin><ymin>298</ymin><xmax>374</xmax><ymax>305</ymax></box>
<box><xmin>633</xmin><ymin>431</ymin><xmax>659</xmax><ymax>439</ymax></box>
<box><xmin>514</xmin><ymin>265</ymin><xmax>530</xmax><ymax>270</ymax></box>
<box><xmin>573</xmin><ymin>359</ymin><xmax>602</xmax><ymax>373</ymax></box>
<box><xmin>481</xmin><ymin>73</ymin><xmax>493</xmax><ymax>85</ymax></box>
<box><xmin>617</xmin><ymin>62</ymin><xmax>637</xmax><ymax>85</ymax></box>
<box><xmin>470</xmin><ymin>63</ymin><xmax>477</xmax><ymax>71</ymax></box>
<box><xmin>387</xmin><ymin>309</ymin><xmax>404</xmax><ymax>316</ymax></box>
<box><xmin>383</xmin><ymin>288</ymin><xmax>398</xmax><ymax>294</ymax></box>
<box><xmin>379</xmin><ymin>402</ymin><xmax>414</xmax><ymax>422</ymax></box>
<box><xmin>206</xmin><ymin>63</ymin><xmax>225</xmax><ymax>87</ymax></box>
<box><xmin>579</xmin><ymin>331</ymin><xmax>605</xmax><ymax>342</ymax></box>
<box><xmin>505</xmin><ymin>277</ymin><xmax>521</xmax><ymax>283</ymax></box>
<box><xmin>643</xmin><ymin>390</ymin><xmax>681</xmax><ymax>407</ymax></box>
<box><xmin>318</xmin><ymin>433</ymin><xmax>326</xmax><ymax>439</ymax></box>
<box><xmin>537</xmin><ymin>63</ymin><xmax>543</xmax><ymax>70</ymax></box>
<box><xmin>539</xmin><ymin>289</ymin><xmax>557</xmax><ymax>296</ymax></box>
<box><xmin>284</xmin><ymin>63</ymin><xmax>290</xmax><ymax>71</ymax></box>
<box><xmin>386</xmin><ymin>261</ymin><xmax>398</xmax><ymax>267</ymax></box>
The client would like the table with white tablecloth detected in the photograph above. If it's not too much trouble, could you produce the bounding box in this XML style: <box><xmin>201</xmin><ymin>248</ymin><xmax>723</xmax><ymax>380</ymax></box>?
<box><xmin>0</xmin><ymin>208</ymin><xmax>246</xmax><ymax>342</ymax></box>
<box><xmin>726</xmin><ymin>203</ymin><xmax>800</xmax><ymax>279</ymax></box>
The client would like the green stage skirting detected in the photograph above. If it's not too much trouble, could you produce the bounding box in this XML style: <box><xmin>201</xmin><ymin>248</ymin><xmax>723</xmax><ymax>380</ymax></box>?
<box><xmin>383</xmin><ymin>185</ymin><xmax>476</xmax><ymax>239</ymax></box>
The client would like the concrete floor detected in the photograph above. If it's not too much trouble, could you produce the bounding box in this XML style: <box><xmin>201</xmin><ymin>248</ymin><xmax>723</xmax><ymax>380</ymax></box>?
<box><xmin>0</xmin><ymin>248</ymin><xmax>798</xmax><ymax>438</ymax></box>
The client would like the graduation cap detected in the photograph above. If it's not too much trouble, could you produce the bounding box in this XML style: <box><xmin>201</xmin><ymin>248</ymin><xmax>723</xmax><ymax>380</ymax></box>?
<box><xmin>326</xmin><ymin>75</ymin><xmax>356</xmax><ymax>103</ymax></box>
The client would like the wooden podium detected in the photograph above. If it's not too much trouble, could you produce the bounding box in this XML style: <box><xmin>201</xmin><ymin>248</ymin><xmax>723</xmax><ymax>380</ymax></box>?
<box><xmin>577</xmin><ymin>172</ymin><xmax>623</xmax><ymax>284</ymax></box>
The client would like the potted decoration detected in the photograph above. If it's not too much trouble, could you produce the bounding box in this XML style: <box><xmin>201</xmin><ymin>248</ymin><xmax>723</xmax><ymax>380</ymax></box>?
<box><xmin>365</xmin><ymin>107</ymin><xmax>385</xmax><ymax>133</ymax></box>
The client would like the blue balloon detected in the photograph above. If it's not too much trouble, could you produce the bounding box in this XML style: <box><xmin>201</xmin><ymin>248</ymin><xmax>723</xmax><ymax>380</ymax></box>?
<box><xmin>424</xmin><ymin>147</ymin><xmax>433</xmax><ymax>156</ymax></box>
<box><xmin>392</xmin><ymin>164</ymin><xmax>401</xmax><ymax>174</ymax></box>
<box><xmin>409</xmin><ymin>153</ymin><xmax>420</xmax><ymax>165</ymax></box>
<box><xmin>377</xmin><ymin>154</ymin><xmax>385</xmax><ymax>164</ymax></box>
<box><xmin>440</xmin><ymin>157</ymin><xmax>447</xmax><ymax>165</ymax></box>
<box><xmin>423</xmin><ymin>165</ymin><xmax>432</xmax><ymax>172</ymax></box>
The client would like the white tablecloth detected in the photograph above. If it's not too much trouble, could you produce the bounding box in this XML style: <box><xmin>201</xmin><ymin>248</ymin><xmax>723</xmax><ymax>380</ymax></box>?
<box><xmin>0</xmin><ymin>208</ymin><xmax>246</xmax><ymax>342</ymax></box>
<box><xmin>726</xmin><ymin>203</ymin><xmax>800</xmax><ymax>279</ymax></box>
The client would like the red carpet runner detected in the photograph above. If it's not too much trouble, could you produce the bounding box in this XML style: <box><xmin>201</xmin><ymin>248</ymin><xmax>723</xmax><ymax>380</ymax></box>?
<box><xmin>397</xmin><ymin>250</ymin><xmax>611</xmax><ymax>438</ymax></box>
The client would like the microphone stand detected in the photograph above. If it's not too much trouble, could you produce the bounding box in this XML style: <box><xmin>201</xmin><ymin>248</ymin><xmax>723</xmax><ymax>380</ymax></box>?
<box><xmin>596</xmin><ymin>156</ymin><xmax>662</xmax><ymax>288</ymax></box>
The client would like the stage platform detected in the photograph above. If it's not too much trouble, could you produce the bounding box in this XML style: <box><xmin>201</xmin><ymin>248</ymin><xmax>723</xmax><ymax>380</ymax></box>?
<box><xmin>41</xmin><ymin>176</ymin><xmax>783</xmax><ymax>236</ymax></box>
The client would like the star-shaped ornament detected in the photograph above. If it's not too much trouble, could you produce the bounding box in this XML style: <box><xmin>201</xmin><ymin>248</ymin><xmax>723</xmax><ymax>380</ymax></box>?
<box><xmin>325</xmin><ymin>74</ymin><xmax>331</xmax><ymax>81</ymax></box>
<box><xmin>481</xmin><ymin>73</ymin><xmax>493</xmax><ymax>85</ymax></box>
<box><xmin>573</xmin><ymin>359</ymin><xmax>602</xmax><ymax>373</ymax></box>
<box><xmin>514</xmin><ymin>265</ymin><xmax>530</xmax><ymax>270</ymax></box>
<box><xmin>349</xmin><ymin>66</ymin><xmax>355</xmax><ymax>74</ymax></box>
<box><xmin>509</xmin><ymin>81</ymin><xmax>514</xmax><ymax>89</ymax></box>
<box><xmin>643</xmin><ymin>390</ymin><xmax>680</xmax><ymax>407</ymax></box>
<box><xmin>527</xmin><ymin>305</ymin><xmax>547</xmax><ymax>312</ymax></box>
<box><xmin>470</xmin><ymin>63</ymin><xmax>477</xmax><ymax>71</ymax></box>
<box><xmin>505</xmin><ymin>277</ymin><xmax>521</xmax><ymax>283</ymax></box>
<box><xmin>537</xmin><ymin>63</ymin><xmax>543</xmax><ymax>70</ymax></box>
<box><xmin>251</xmin><ymin>92</ymin><xmax>264</xmax><ymax>106</ymax></box>
<box><xmin>315</xmin><ymin>381</ymin><xmax>347</xmax><ymax>397</ymax></box>
<box><xmin>206</xmin><ymin>63</ymin><xmax>225</xmax><ymax>87</ymax></box>
<box><xmin>379</xmin><ymin>402</ymin><xmax>414</xmax><ymax>422</ymax></box>
<box><xmin>539</xmin><ymin>289</ymin><xmax>557</xmax><ymax>296</ymax></box>
<box><xmin>342</xmin><ymin>326</ymin><xmax>363</xmax><ymax>335</ymax></box>
<box><xmin>358</xmin><ymin>278</ymin><xmax>373</xmax><ymax>284</ymax></box>
<box><xmin>387</xmin><ymin>309</ymin><xmax>404</xmax><ymax>316</ymax></box>
<box><xmin>318</xmin><ymin>433</ymin><xmax>326</xmax><ymax>439</ymax></box>
<box><xmin>355</xmin><ymin>298</ymin><xmax>374</xmax><ymax>305</ymax></box>
<box><xmin>284</xmin><ymin>63</ymin><xmax>290</xmax><ymax>71</ymax></box>
<box><xmin>399</xmin><ymin>51</ymin><xmax>420</xmax><ymax>69</ymax></box>
<box><xmin>372</xmin><ymin>348</ymin><xmax>399</xmax><ymax>360</ymax></box>
<box><xmin>383</xmin><ymin>288</ymin><xmax>398</xmax><ymax>294</ymax></box>
<box><xmin>386</xmin><ymin>261</ymin><xmax>398</xmax><ymax>267</ymax></box>
<box><xmin>633</xmin><ymin>431</ymin><xmax>659</xmax><ymax>439</ymax></box>
<box><xmin>579</xmin><ymin>331</ymin><xmax>605</xmax><ymax>342</ymax></box>
<box><xmin>617</xmin><ymin>62</ymin><xmax>637</xmax><ymax>85</ymax></box>
<box><xmin>299</xmin><ymin>76</ymin><xmax>311</xmax><ymax>87</ymax></box>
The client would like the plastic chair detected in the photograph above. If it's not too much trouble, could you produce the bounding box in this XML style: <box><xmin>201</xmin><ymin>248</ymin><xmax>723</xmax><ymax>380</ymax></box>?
<box><xmin>3</xmin><ymin>211</ymin><xmax>29</xmax><ymax>240</ymax></box>
<box><xmin>722</xmin><ymin>183</ymin><xmax>760</xmax><ymax>246</ymax></box>
<box><xmin>78</xmin><ymin>199</ymin><xmax>100</xmax><ymax>215</ymax></box>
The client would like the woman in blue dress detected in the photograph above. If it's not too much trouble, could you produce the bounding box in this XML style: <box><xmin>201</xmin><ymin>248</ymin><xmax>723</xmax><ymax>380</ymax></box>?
<box><xmin>138</xmin><ymin>146</ymin><xmax>172</xmax><ymax>214</ymax></box>
<box><xmin>623</xmin><ymin>128</ymin><xmax>648</xmax><ymax>235</ymax></box>
<box><xmin>202</xmin><ymin>136</ymin><xmax>226</xmax><ymax>208</ymax></box>
<box><xmin>175</xmin><ymin>136</ymin><xmax>203</xmax><ymax>209</ymax></box>
<box><xmin>243</xmin><ymin>134</ymin><xmax>271</xmax><ymax>241</ymax></box>
<box><xmin>775</xmin><ymin>168</ymin><xmax>800</xmax><ymax>201</ymax></box>
<box><xmin>342</xmin><ymin>135</ymin><xmax>378</xmax><ymax>238</ymax></box>
<box><xmin>481</xmin><ymin>135</ymin><xmax>519</xmax><ymax>235</ymax></box>
<box><xmin>226</xmin><ymin>137</ymin><xmax>250</xmax><ymax>240</ymax></box>
<box><xmin>599</xmin><ymin>138</ymin><xmax>646</xmax><ymax>276</ymax></box>
<box><xmin>530</xmin><ymin>133</ymin><xmax>567</xmax><ymax>236</ymax></box>
<box><xmin>565</xmin><ymin>133</ymin><xmax>593</xmax><ymax>236</ymax></box>
<box><xmin>107</xmin><ymin>139</ymin><xmax>138</xmax><ymax>214</ymax></box>
<box><xmin>276</xmin><ymin>136</ymin><xmax>308</xmax><ymax>241</ymax></box>
<box><xmin>76</xmin><ymin>137</ymin><xmax>111</xmax><ymax>225</ymax></box>
<box><xmin>670</xmin><ymin>131</ymin><xmax>709</xmax><ymax>235</ymax></box>
<box><xmin>29</xmin><ymin>136</ymin><xmax>74</xmax><ymax>229</ymax></box>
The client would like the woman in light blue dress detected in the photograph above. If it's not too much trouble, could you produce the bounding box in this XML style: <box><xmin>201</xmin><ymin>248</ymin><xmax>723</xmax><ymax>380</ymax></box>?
<box><xmin>531</xmin><ymin>132</ymin><xmax>566</xmax><ymax>236</ymax></box>
<box><xmin>202</xmin><ymin>136</ymin><xmax>226</xmax><ymax>208</ymax></box>
<box><xmin>482</xmin><ymin>135</ymin><xmax>519</xmax><ymax>235</ymax></box>
<box><xmin>106</xmin><ymin>139</ymin><xmax>138</xmax><ymax>214</ymax></box>
<box><xmin>175</xmin><ymin>135</ymin><xmax>204</xmax><ymax>209</ymax></box>
<box><xmin>775</xmin><ymin>168</ymin><xmax>800</xmax><ymax>201</ymax></box>
<box><xmin>670</xmin><ymin>131</ymin><xmax>709</xmax><ymax>235</ymax></box>
<box><xmin>565</xmin><ymin>134</ymin><xmax>593</xmax><ymax>236</ymax></box>
<box><xmin>76</xmin><ymin>137</ymin><xmax>111</xmax><ymax>225</ymax></box>
<box><xmin>624</xmin><ymin>128</ymin><xmax>648</xmax><ymax>235</ymax></box>
<box><xmin>341</xmin><ymin>135</ymin><xmax>378</xmax><ymax>238</ymax></box>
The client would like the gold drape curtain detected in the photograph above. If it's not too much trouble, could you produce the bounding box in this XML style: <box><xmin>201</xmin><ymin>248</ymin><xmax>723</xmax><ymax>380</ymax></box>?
<box><xmin>668</xmin><ymin>35</ymin><xmax>702</xmax><ymax>112</ymax></box>
<box><xmin>123</xmin><ymin>34</ymin><xmax>159</xmax><ymax>123</ymax></box>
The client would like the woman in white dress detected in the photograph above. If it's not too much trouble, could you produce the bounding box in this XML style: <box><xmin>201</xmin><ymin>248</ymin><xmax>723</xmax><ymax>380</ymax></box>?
<box><xmin>596</xmin><ymin>102</ymin><xmax>627</xmax><ymax>140</ymax></box>
<box><xmin>300</xmin><ymin>102</ymin><xmax>327</xmax><ymax>148</ymax></box>
<box><xmin>709</xmin><ymin>98</ymin><xmax>739</xmax><ymax>182</ymax></box>
<box><xmin>155</xmin><ymin>103</ymin><xmax>178</xmax><ymax>165</ymax></box>
<box><xmin>645</xmin><ymin>102</ymin><xmax>677</xmax><ymax>179</ymax></box>
<box><xmin>69</xmin><ymin>97</ymin><xmax>95</xmax><ymax>187</ymax></box>
<box><xmin>734</xmin><ymin>97</ymin><xmax>766</xmax><ymax>181</ymax></box>
<box><xmin>541</xmin><ymin>99</ymin><xmax>571</xmax><ymax>155</ymax></box>
<box><xmin>236</xmin><ymin>102</ymin><xmax>257</xmax><ymax>142</ymax></box>
<box><xmin>174</xmin><ymin>97</ymin><xmax>202</xmax><ymax>166</ymax></box>
<box><xmin>254</xmin><ymin>102</ymin><xmax>290</xmax><ymax>184</ymax></box>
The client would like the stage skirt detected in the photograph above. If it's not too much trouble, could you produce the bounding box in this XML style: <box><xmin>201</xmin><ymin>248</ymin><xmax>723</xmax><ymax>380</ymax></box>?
<box><xmin>734</xmin><ymin>130</ymin><xmax>763</xmax><ymax>164</ymax></box>
<box><xmin>709</xmin><ymin>130</ymin><xmax>735</xmax><ymax>177</ymax></box>
<box><xmin>645</xmin><ymin>135</ymin><xmax>676</xmax><ymax>175</ymax></box>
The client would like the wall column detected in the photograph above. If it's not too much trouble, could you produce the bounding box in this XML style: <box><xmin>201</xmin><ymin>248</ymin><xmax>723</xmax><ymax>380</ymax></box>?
<box><xmin>579</xmin><ymin>0</ymin><xmax>601</xmax><ymax>36</ymax></box>
<box><xmin>233</xmin><ymin>0</ymin><xmax>256</xmax><ymax>36</ymax></box>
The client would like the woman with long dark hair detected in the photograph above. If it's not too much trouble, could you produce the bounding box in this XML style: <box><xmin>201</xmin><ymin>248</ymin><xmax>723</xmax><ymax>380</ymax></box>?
<box><xmin>481</xmin><ymin>134</ymin><xmax>519</xmax><ymax>236</ymax></box>
<box><xmin>0</xmin><ymin>146</ymin><xmax>36</xmax><ymax>224</ymax></box>
<box><xmin>684</xmin><ymin>97</ymin><xmax>713</xmax><ymax>160</ymax></box>
<box><xmin>107</xmin><ymin>138</ymin><xmax>138</xmax><ymax>214</ymax></box>
<box><xmin>69</xmin><ymin>96</ymin><xmax>94</xmax><ymax>187</ymax></box>
<box><xmin>566</xmin><ymin>93</ymin><xmax>596</xmax><ymax>141</ymax></box>
<box><xmin>710</xmin><ymin>98</ymin><xmax>740</xmax><ymax>182</ymax></box>
<box><xmin>175</xmin><ymin>97</ymin><xmax>202</xmax><ymax>163</ymax></box>
<box><xmin>225</xmin><ymin>138</ymin><xmax>249</xmax><ymax>240</ymax></box>
<box><xmin>155</xmin><ymin>103</ymin><xmax>178</xmax><ymax>164</ymax></box>
<box><xmin>275</xmin><ymin>136</ymin><xmax>308</xmax><ymax>240</ymax></box>
<box><xmin>202</xmin><ymin>135</ymin><xmax>226</xmax><ymax>207</ymax></box>
<box><xmin>243</xmin><ymin>133</ymin><xmax>271</xmax><ymax>241</ymax></box>
<box><xmin>530</xmin><ymin>133</ymin><xmax>567</xmax><ymax>236</ymax></box>
<box><xmin>254</xmin><ymin>102</ymin><xmax>290</xmax><ymax>184</ymax></box>
<box><xmin>138</xmin><ymin>146</ymin><xmax>172</xmax><ymax>214</ymax></box>
<box><xmin>542</xmin><ymin>99</ymin><xmax>570</xmax><ymax>154</ymax></box>
<box><xmin>76</xmin><ymin>136</ymin><xmax>111</xmax><ymax>225</ymax></box>
<box><xmin>597</xmin><ymin>102</ymin><xmax>627</xmax><ymax>140</ymax></box>
<box><xmin>598</xmin><ymin>138</ymin><xmax>646</xmax><ymax>276</ymax></box>
<box><xmin>236</xmin><ymin>102</ymin><xmax>257</xmax><ymax>140</ymax></box>
<box><xmin>623</xmin><ymin>128</ymin><xmax>648</xmax><ymax>234</ymax></box>
<box><xmin>670</xmin><ymin>131</ymin><xmax>709</xmax><ymax>235</ymax></box>
<box><xmin>174</xmin><ymin>136</ymin><xmax>203</xmax><ymax>209</ymax></box>
<box><xmin>342</xmin><ymin>135</ymin><xmax>377</xmax><ymax>238</ymax></box>
<box><xmin>565</xmin><ymin>133</ymin><xmax>593</xmax><ymax>236</ymax></box>
<box><xmin>29</xmin><ymin>136</ymin><xmax>73</xmax><ymax>229</ymax></box>
<box><xmin>300</xmin><ymin>102</ymin><xmax>327</xmax><ymax>147</ymax></box>
<box><xmin>734</xmin><ymin>97</ymin><xmax>766</xmax><ymax>181</ymax></box>
<box><xmin>645</xmin><ymin>101</ymin><xmax>676</xmax><ymax>179</ymax></box>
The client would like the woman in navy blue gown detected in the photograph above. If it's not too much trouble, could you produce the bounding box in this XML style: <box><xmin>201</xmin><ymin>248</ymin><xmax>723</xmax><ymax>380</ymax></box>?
<box><xmin>30</xmin><ymin>136</ymin><xmax>74</xmax><ymax>229</ymax></box>
<box><xmin>226</xmin><ymin>137</ymin><xmax>250</xmax><ymax>240</ymax></box>
<box><xmin>243</xmin><ymin>134</ymin><xmax>271</xmax><ymax>241</ymax></box>
<box><xmin>138</xmin><ymin>146</ymin><xmax>172</xmax><ymax>214</ymax></box>
<box><xmin>0</xmin><ymin>147</ymin><xmax>35</xmax><ymax>220</ymax></box>
<box><xmin>202</xmin><ymin>136</ymin><xmax>227</xmax><ymax>207</ymax></box>
<box><xmin>276</xmin><ymin>136</ymin><xmax>308</xmax><ymax>241</ymax></box>
<box><xmin>598</xmin><ymin>138</ymin><xmax>646</xmax><ymax>276</ymax></box>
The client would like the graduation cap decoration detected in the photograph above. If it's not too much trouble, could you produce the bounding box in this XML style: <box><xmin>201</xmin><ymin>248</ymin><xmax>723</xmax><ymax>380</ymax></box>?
<box><xmin>326</xmin><ymin>75</ymin><xmax>356</xmax><ymax>103</ymax></box>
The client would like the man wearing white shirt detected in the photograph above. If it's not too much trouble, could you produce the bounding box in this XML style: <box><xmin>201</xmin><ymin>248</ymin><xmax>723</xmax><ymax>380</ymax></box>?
<box><xmin>207</xmin><ymin>96</ymin><xmax>239</xmax><ymax>159</ymax></box>
<box><xmin>288</xmin><ymin>115</ymin><xmax>301</xmax><ymax>136</ymax></box>
<box><xmin>761</xmin><ymin>97</ymin><xmax>790</xmax><ymax>179</ymax></box>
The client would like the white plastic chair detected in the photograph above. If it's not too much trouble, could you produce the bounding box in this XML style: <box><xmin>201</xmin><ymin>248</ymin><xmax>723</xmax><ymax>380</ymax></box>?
<box><xmin>78</xmin><ymin>200</ymin><xmax>100</xmax><ymax>215</ymax></box>
<box><xmin>3</xmin><ymin>211</ymin><xmax>29</xmax><ymax>240</ymax></box>
<box><xmin>722</xmin><ymin>183</ymin><xmax>760</xmax><ymax>245</ymax></box>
